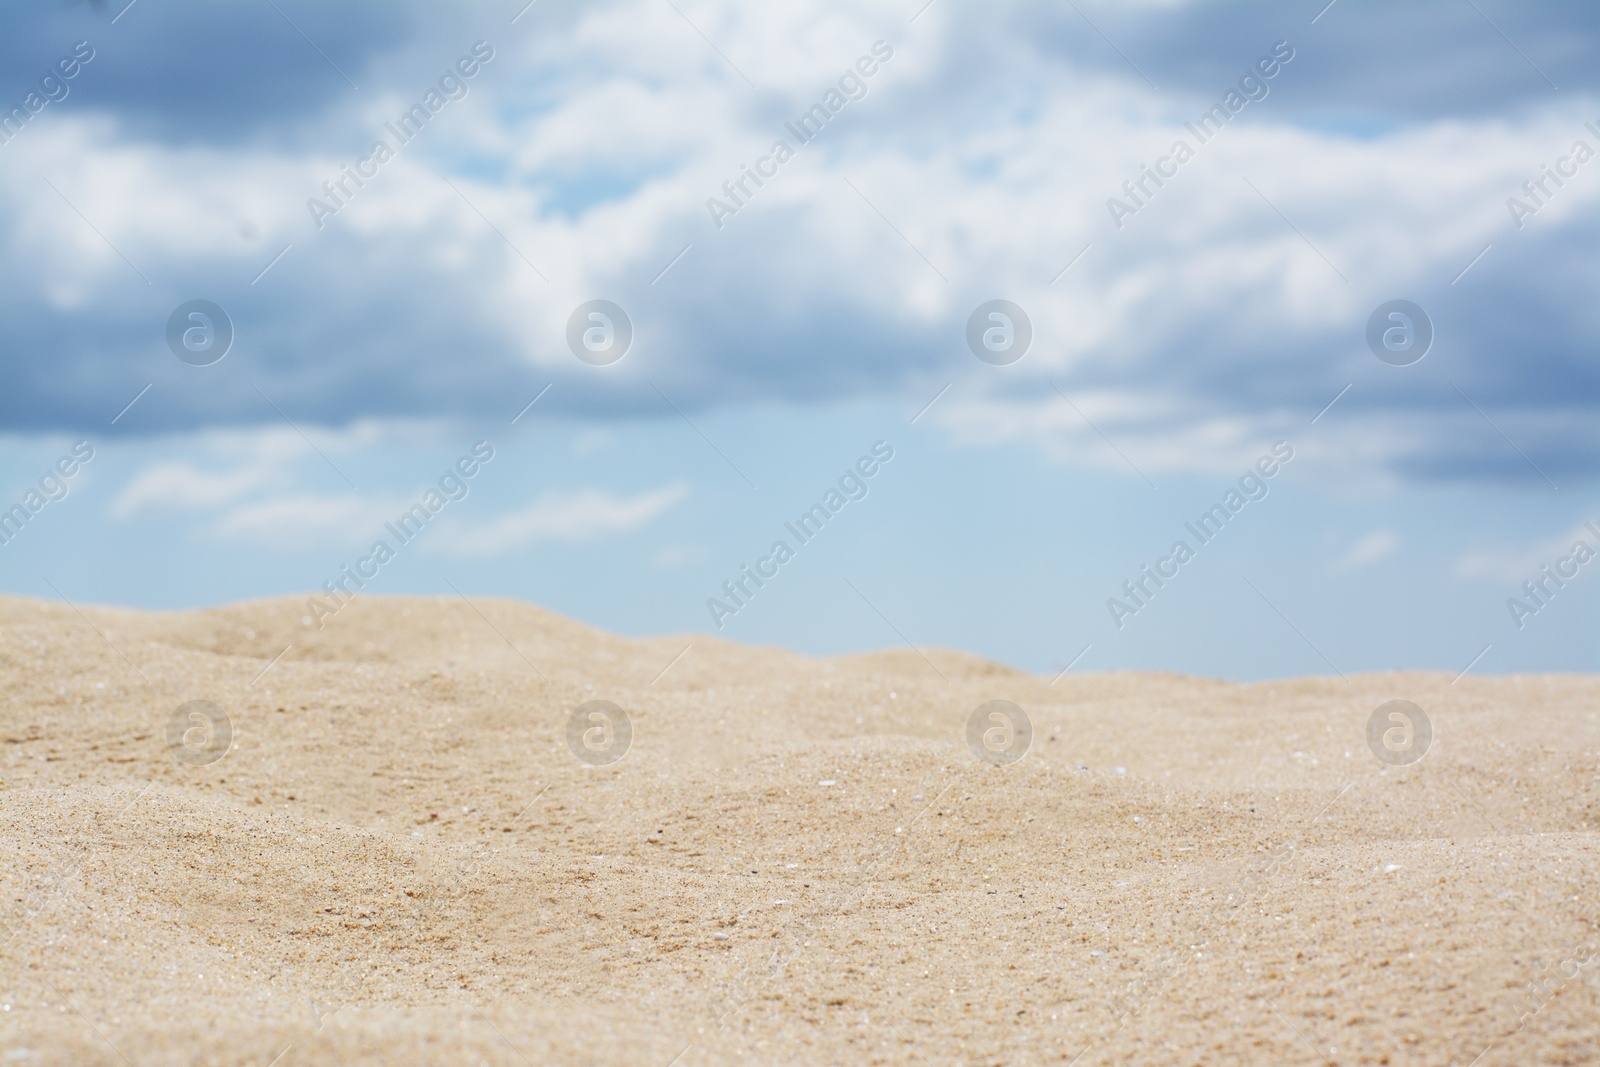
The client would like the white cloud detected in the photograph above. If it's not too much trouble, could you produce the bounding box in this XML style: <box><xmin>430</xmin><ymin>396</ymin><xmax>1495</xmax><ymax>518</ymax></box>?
<box><xmin>1454</xmin><ymin>521</ymin><xmax>1599</xmax><ymax>584</ymax></box>
<box><xmin>107</xmin><ymin>422</ymin><xmax>432</xmax><ymax>522</ymax></box>
<box><xmin>5</xmin><ymin>2</ymin><xmax>1595</xmax><ymax>486</ymax></box>
<box><xmin>650</xmin><ymin>543</ymin><xmax>706</xmax><ymax>570</ymax></box>
<box><xmin>100</xmin><ymin>422</ymin><xmax>684</xmax><ymax>555</ymax></box>
<box><xmin>106</xmin><ymin>427</ymin><xmax>320</xmax><ymax>518</ymax></box>
<box><xmin>427</xmin><ymin>484</ymin><xmax>689</xmax><ymax>557</ymax></box>
<box><xmin>109</xmin><ymin>460</ymin><xmax>276</xmax><ymax>518</ymax></box>
<box><xmin>209</xmin><ymin>493</ymin><xmax>406</xmax><ymax>550</ymax></box>
<box><xmin>1338</xmin><ymin>530</ymin><xmax>1399</xmax><ymax>570</ymax></box>
<box><xmin>572</xmin><ymin>428</ymin><xmax>617</xmax><ymax>457</ymax></box>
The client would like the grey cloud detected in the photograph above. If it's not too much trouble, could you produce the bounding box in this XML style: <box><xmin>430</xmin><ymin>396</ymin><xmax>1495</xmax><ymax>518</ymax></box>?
<box><xmin>0</xmin><ymin>0</ymin><xmax>1594</xmax><ymax>489</ymax></box>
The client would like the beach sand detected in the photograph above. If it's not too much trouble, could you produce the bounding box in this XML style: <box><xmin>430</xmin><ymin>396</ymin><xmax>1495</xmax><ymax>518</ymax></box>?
<box><xmin>1</xmin><ymin>592</ymin><xmax>1596</xmax><ymax>1065</ymax></box>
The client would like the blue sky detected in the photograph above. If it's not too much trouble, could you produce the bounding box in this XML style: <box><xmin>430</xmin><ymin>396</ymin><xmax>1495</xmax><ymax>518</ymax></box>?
<box><xmin>0</xmin><ymin>0</ymin><xmax>1595</xmax><ymax>679</ymax></box>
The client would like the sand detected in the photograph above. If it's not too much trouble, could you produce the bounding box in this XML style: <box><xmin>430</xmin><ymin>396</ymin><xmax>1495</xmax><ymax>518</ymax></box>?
<box><xmin>0</xmin><ymin>592</ymin><xmax>1596</xmax><ymax>1066</ymax></box>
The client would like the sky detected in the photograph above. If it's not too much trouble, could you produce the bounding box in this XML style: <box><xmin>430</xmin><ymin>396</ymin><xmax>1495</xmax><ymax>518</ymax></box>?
<box><xmin>0</xmin><ymin>0</ymin><xmax>1595</xmax><ymax>680</ymax></box>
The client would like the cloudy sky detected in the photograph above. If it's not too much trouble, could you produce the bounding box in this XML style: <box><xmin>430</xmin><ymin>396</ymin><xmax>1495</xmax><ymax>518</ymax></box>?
<box><xmin>0</xmin><ymin>0</ymin><xmax>1594</xmax><ymax>679</ymax></box>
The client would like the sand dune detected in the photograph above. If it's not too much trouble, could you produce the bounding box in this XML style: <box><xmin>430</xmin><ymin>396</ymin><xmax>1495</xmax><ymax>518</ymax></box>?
<box><xmin>1</xmin><ymin>593</ymin><xmax>1596</xmax><ymax>1065</ymax></box>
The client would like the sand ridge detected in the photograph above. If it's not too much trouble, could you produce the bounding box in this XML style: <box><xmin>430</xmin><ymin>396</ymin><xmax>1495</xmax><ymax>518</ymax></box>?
<box><xmin>1</xmin><ymin>593</ymin><xmax>1597</xmax><ymax>1065</ymax></box>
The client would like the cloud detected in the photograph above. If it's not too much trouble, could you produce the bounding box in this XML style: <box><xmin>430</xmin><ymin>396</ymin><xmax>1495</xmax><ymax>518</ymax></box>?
<box><xmin>106</xmin><ymin>423</ymin><xmax>405</xmax><ymax>521</ymax></box>
<box><xmin>427</xmin><ymin>484</ymin><xmax>688</xmax><ymax>557</ymax></box>
<box><xmin>108</xmin><ymin>453</ymin><xmax>686</xmax><ymax>558</ymax></box>
<box><xmin>1454</xmin><ymin>521</ymin><xmax>1599</xmax><ymax>584</ymax></box>
<box><xmin>109</xmin><ymin>460</ymin><xmax>275</xmax><ymax>518</ymax></box>
<box><xmin>572</xmin><ymin>428</ymin><xmax>617</xmax><ymax>457</ymax></box>
<box><xmin>650</xmin><ymin>543</ymin><xmax>706</xmax><ymax>570</ymax></box>
<box><xmin>0</xmin><ymin>0</ymin><xmax>1595</xmax><ymax>488</ymax></box>
<box><xmin>209</xmin><ymin>493</ymin><xmax>405</xmax><ymax>550</ymax></box>
<box><xmin>105</xmin><ymin>423</ymin><xmax>472</xmax><ymax>547</ymax></box>
<box><xmin>1338</xmin><ymin>530</ymin><xmax>1398</xmax><ymax>570</ymax></box>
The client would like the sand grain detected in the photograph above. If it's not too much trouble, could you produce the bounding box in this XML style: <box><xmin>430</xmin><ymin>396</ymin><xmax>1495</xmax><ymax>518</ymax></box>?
<box><xmin>1</xmin><ymin>594</ymin><xmax>1596</xmax><ymax>1065</ymax></box>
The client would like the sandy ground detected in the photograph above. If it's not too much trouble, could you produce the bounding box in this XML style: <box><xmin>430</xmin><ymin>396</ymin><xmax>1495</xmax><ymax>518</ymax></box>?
<box><xmin>0</xmin><ymin>592</ymin><xmax>1596</xmax><ymax>1066</ymax></box>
